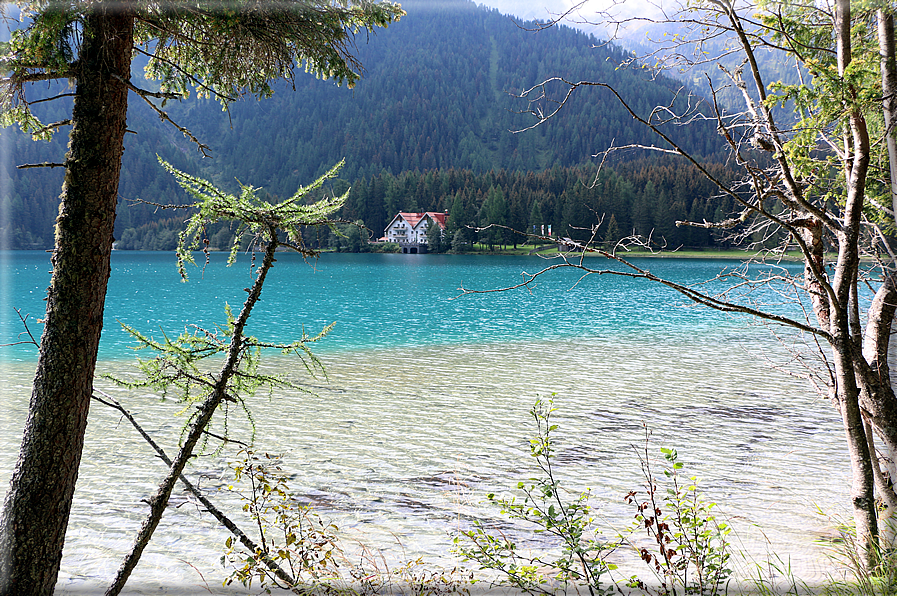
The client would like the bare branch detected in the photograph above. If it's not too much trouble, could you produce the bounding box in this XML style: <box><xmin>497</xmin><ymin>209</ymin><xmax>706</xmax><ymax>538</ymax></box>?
<box><xmin>30</xmin><ymin>119</ymin><xmax>72</xmax><ymax>137</ymax></box>
<box><xmin>30</xmin><ymin>93</ymin><xmax>76</xmax><ymax>105</ymax></box>
<box><xmin>110</xmin><ymin>73</ymin><xmax>183</xmax><ymax>101</ymax></box>
<box><xmin>0</xmin><ymin>309</ymin><xmax>40</xmax><ymax>348</ymax></box>
<box><xmin>457</xmin><ymin>234</ymin><xmax>829</xmax><ymax>340</ymax></box>
<box><xmin>1</xmin><ymin>70</ymin><xmax>72</xmax><ymax>86</ymax></box>
<box><xmin>118</xmin><ymin>78</ymin><xmax>210</xmax><ymax>157</ymax></box>
<box><xmin>90</xmin><ymin>390</ymin><xmax>307</xmax><ymax>594</ymax></box>
<box><xmin>16</xmin><ymin>162</ymin><xmax>65</xmax><ymax>169</ymax></box>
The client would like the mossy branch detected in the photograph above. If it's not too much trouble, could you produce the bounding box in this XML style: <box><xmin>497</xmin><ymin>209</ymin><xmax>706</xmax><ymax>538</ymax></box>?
<box><xmin>157</xmin><ymin>156</ymin><xmax>347</xmax><ymax>279</ymax></box>
<box><xmin>104</xmin><ymin>162</ymin><xmax>344</xmax><ymax>596</ymax></box>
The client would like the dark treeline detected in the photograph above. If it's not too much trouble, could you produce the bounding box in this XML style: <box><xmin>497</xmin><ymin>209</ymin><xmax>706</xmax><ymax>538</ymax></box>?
<box><xmin>116</xmin><ymin>159</ymin><xmax>748</xmax><ymax>252</ymax></box>
<box><xmin>343</xmin><ymin>160</ymin><xmax>744</xmax><ymax>247</ymax></box>
<box><xmin>310</xmin><ymin>159</ymin><xmax>744</xmax><ymax>252</ymax></box>
<box><xmin>2</xmin><ymin>0</ymin><xmax>728</xmax><ymax>250</ymax></box>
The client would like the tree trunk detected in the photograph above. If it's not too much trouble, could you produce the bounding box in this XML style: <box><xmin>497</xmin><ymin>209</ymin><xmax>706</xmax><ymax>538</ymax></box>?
<box><xmin>879</xmin><ymin>10</ymin><xmax>897</xmax><ymax>218</ymax></box>
<box><xmin>832</xmin><ymin>337</ymin><xmax>879</xmax><ymax>564</ymax></box>
<box><xmin>0</xmin><ymin>6</ymin><xmax>133</xmax><ymax>595</ymax></box>
<box><xmin>831</xmin><ymin>0</ymin><xmax>879</xmax><ymax>568</ymax></box>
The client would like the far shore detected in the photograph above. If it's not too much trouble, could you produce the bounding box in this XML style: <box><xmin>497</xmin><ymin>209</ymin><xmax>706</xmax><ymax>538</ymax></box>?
<box><xmin>341</xmin><ymin>242</ymin><xmax>816</xmax><ymax>261</ymax></box>
<box><xmin>92</xmin><ymin>245</ymin><xmax>823</xmax><ymax>261</ymax></box>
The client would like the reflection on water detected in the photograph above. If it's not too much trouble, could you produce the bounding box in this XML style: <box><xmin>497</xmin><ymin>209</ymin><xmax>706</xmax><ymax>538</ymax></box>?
<box><xmin>0</xmin><ymin>335</ymin><xmax>848</xmax><ymax>593</ymax></box>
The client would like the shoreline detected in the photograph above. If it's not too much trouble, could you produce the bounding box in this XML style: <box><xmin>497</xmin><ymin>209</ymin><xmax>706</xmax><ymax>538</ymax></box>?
<box><xmin>3</xmin><ymin>246</ymin><xmax>814</xmax><ymax>261</ymax></box>
<box><xmin>332</xmin><ymin>244</ymin><xmax>815</xmax><ymax>261</ymax></box>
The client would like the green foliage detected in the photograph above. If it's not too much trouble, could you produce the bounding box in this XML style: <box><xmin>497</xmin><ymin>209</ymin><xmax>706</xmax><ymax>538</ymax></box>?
<box><xmin>455</xmin><ymin>400</ymin><xmax>733</xmax><ymax>596</ymax></box>
<box><xmin>758</xmin><ymin>0</ymin><xmax>896</xmax><ymax>232</ymax></box>
<box><xmin>450</xmin><ymin>229</ymin><xmax>470</xmax><ymax>253</ymax></box>
<box><xmin>345</xmin><ymin>558</ymin><xmax>472</xmax><ymax>596</ymax></box>
<box><xmin>603</xmin><ymin>214</ymin><xmax>620</xmax><ymax>247</ymax></box>
<box><xmin>620</xmin><ymin>440</ymin><xmax>732</xmax><ymax>595</ymax></box>
<box><xmin>478</xmin><ymin>186</ymin><xmax>509</xmax><ymax>250</ymax></box>
<box><xmin>425</xmin><ymin>216</ymin><xmax>448</xmax><ymax>253</ymax></box>
<box><xmin>158</xmin><ymin>157</ymin><xmax>348</xmax><ymax>278</ymax></box>
<box><xmin>1</xmin><ymin>0</ymin><xmax>732</xmax><ymax>249</ymax></box>
<box><xmin>135</xmin><ymin>1</ymin><xmax>405</xmax><ymax>100</ymax></box>
<box><xmin>746</xmin><ymin>551</ymin><xmax>808</xmax><ymax>596</ymax></box>
<box><xmin>455</xmin><ymin>399</ymin><xmax>618</xmax><ymax>595</ymax></box>
<box><xmin>0</xmin><ymin>104</ymin><xmax>53</xmax><ymax>141</ymax></box>
<box><xmin>103</xmin><ymin>159</ymin><xmax>738</xmax><ymax>252</ymax></box>
<box><xmin>109</xmin><ymin>311</ymin><xmax>332</xmax><ymax>449</ymax></box>
<box><xmin>105</xmin><ymin>162</ymin><xmax>343</xmax><ymax>449</ymax></box>
<box><xmin>223</xmin><ymin>449</ymin><xmax>473</xmax><ymax>595</ymax></box>
<box><xmin>328</xmin><ymin>220</ymin><xmax>371</xmax><ymax>252</ymax></box>
<box><xmin>0</xmin><ymin>1</ymin><xmax>404</xmax><ymax>137</ymax></box>
<box><xmin>223</xmin><ymin>449</ymin><xmax>343</xmax><ymax>592</ymax></box>
<box><xmin>818</xmin><ymin>513</ymin><xmax>897</xmax><ymax>596</ymax></box>
<box><xmin>369</xmin><ymin>241</ymin><xmax>401</xmax><ymax>253</ymax></box>
<box><xmin>3</xmin><ymin>4</ymin><xmax>76</xmax><ymax>71</ymax></box>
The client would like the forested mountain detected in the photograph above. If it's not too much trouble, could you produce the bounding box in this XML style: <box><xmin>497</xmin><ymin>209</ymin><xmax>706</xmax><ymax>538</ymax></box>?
<box><xmin>2</xmin><ymin>0</ymin><xmax>727</xmax><ymax>249</ymax></box>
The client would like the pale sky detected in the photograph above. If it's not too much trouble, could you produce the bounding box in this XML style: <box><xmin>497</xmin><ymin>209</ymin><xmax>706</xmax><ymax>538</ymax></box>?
<box><xmin>474</xmin><ymin>0</ymin><xmax>666</xmax><ymax>33</ymax></box>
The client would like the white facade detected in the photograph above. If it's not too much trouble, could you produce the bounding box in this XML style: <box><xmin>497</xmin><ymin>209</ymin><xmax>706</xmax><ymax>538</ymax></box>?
<box><xmin>383</xmin><ymin>212</ymin><xmax>447</xmax><ymax>253</ymax></box>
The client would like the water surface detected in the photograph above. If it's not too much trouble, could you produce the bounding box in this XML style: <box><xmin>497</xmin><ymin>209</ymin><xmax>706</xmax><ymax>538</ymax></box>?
<box><xmin>0</xmin><ymin>251</ymin><xmax>848</xmax><ymax>593</ymax></box>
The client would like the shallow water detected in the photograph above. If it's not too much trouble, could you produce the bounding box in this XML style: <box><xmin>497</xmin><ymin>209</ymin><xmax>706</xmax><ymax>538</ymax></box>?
<box><xmin>0</xmin><ymin>252</ymin><xmax>851</xmax><ymax>593</ymax></box>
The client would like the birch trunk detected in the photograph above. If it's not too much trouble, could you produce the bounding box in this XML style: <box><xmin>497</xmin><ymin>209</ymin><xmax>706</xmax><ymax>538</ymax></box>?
<box><xmin>831</xmin><ymin>0</ymin><xmax>878</xmax><ymax>568</ymax></box>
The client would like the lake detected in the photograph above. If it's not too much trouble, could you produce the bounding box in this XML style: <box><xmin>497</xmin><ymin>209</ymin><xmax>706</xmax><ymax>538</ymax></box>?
<box><xmin>0</xmin><ymin>251</ymin><xmax>851</xmax><ymax>593</ymax></box>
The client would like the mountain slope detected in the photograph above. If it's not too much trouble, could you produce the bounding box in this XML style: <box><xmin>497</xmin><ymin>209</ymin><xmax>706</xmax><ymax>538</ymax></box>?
<box><xmin>3</xmin><ymin>0</ymin><xmax>722</xmax><ymax>249</ymax></box>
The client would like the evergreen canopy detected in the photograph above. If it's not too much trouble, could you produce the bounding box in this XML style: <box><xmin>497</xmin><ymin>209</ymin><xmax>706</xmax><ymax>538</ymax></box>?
<box><xmin>1</xmin><ymin>0</ymin><xmax>404</xmax><ymax>135</ymax></box>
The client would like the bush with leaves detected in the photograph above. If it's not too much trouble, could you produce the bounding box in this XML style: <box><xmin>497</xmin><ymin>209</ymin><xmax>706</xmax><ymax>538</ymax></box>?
<box><xmin>620</xmin><ymin>438</ymin><xmax>732</xmax><ymax>595</ymax></box>
<box><xmin>455</xmin><ymin>399</ymin><xmax>733</xmax><ymax>596</ymax></box>
<box><xmin>454</xmin><ymin>399</ymin><xmax>618</xmax><ymax>595</ymax></box>
<box><xmin>223</xmin><ymin>450</ymin><xmax>343</xmax><ymax>592</ymax></box>
<box><xmin>222</xmin><ymin>449</ymin><xmax>473</xmax><ymax>595</ymax></box>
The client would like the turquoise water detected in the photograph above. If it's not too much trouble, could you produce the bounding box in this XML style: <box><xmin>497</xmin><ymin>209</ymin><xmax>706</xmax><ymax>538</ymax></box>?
<box><xmin>0</xmin><ymin>250</ymin><xmax>803</xmax><ymax>361</ymax></box>
<box><xmin>0</xmin><ymin>251</ymin><xmax>846</xmax><ymax>593</ymax></box>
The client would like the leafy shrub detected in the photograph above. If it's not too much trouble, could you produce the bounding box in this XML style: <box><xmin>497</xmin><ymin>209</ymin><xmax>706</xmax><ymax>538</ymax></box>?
<box><xmin>223</xmin><ymin>448</ymin><xmax>471</xmax><ymax>595</ymax></box>
<box><xmin>455</xmin><ymin>399</ymin><xmax>733</xmax><ymax>596</ymax></box>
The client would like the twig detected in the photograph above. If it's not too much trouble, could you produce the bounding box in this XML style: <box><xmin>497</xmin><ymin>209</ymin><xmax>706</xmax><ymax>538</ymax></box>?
<box><xmin>0</xmin><ymin>309</ymin><xmax>40</xmax><ymax>348</ymax></box>
<box><xmin>202</xmin><ymin>429</ymin><xmax>248</xmax><ymax>447</ymax></box>
<box><xmin>110</xmin><ymin>73</ymin><xmax>183</xmax><ymax>101</ymax></box>
<box><xmin>90</xmin><ymin>389</ymin><xmax>308</xmax><ymax>594</ymax></box>
<box><xmin>17</xmin><ymin>162</ymin><xmax>65</xmax><ymax>169</ymax></box>
<box><xmin>31</xmin><ymin>119</ymin><xmax>72</xmax><ymax>137</ymax></box>
<box><xmin>30</xmin><ymin>93</ymin><xmax>76</xmax><ymax>105</ymax></box>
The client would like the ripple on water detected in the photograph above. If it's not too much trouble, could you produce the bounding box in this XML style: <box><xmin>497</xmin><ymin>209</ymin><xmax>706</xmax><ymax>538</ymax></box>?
<box><xmin>0</xmin><ymin>335</ymin><xmax>849</xmax><ymax>592</ymax></box>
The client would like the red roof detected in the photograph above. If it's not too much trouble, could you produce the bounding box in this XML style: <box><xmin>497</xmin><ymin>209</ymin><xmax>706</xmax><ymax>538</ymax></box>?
<box><xmin>387</xmin><ymin>211</ymin><xmax>448</xmax><ymax>232</ymax></box>
<box><xmin>423</xmin><ymin>211</ymin><xmax>447</xmax><ymax>229</ymax></box>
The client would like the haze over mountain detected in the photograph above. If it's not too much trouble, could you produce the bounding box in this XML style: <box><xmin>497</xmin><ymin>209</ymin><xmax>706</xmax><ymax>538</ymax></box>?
<box><xmin>2</xmin><ymin>0</ymin><xmax>724</xmax><ymax>249</ymax></box>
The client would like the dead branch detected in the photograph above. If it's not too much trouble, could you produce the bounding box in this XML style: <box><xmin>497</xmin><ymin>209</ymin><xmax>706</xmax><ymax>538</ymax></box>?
<box><xmin>456</xmin><ymin>236</ymin><xmax>829</xmax><ymax>340</ymax></box>
<box><xmin>0</xmin><ymin>309</ymin><xmax>39</xmax><ymax>348</ymax></box>
<box><xmin>119</xmin><ymin>76</ymin><xmax>210</xmax><ymax>157</ymax></box>
<box><xmin>90</xmin><ymin>389</ymin><xmax>308</xmax><ymax>594</ymax></box>
<box><xmin>17</xmin><ymin>162</ymin><xmax>65</xmax><ymax>169</ymax></box>
<box><xmin>30</xmin><ymin>119</ymin><xmax>72</xmax><ymax>137</ymax></box>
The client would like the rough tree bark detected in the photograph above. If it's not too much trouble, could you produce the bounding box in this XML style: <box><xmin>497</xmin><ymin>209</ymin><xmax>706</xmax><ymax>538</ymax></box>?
<box><xmin>0</xmin><ymin>5</ymin><xmax>134</xmax><ymax>595</ymax></box>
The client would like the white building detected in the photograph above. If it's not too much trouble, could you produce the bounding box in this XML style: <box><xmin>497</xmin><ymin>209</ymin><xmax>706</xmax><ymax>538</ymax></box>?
<box><xmin>383</xmin><ymin>211</ymin><xmax>448</xmax><ymax>253</ymax></box>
